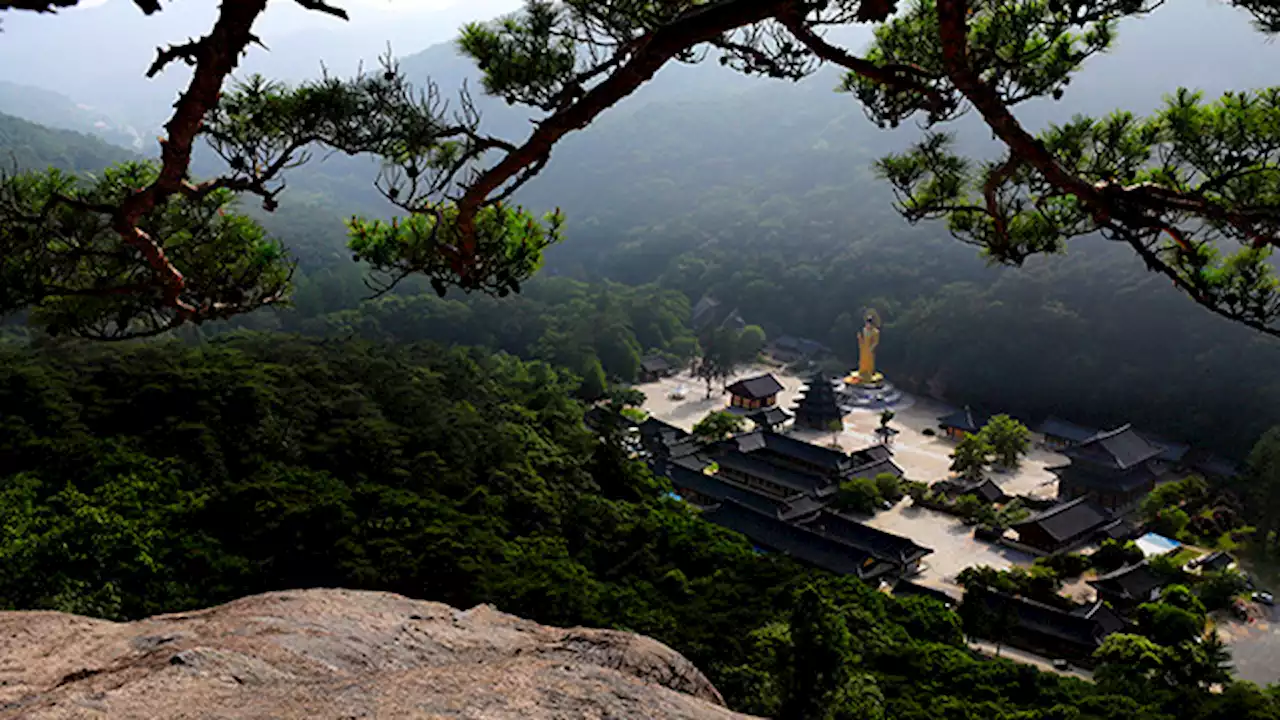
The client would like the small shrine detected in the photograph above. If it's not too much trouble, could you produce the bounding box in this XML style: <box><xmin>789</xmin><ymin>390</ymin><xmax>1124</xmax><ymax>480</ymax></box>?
<box><xmin>726</xmin><ymin>373</ymin><xmax>784</xmax><ymax>411</ymax></box>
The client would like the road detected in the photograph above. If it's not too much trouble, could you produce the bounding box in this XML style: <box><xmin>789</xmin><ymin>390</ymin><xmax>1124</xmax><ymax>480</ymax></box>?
<box><xmin>968</xmin><ymin>641</ymin><xmax>1094</xmax><ymax>681</ymax></box>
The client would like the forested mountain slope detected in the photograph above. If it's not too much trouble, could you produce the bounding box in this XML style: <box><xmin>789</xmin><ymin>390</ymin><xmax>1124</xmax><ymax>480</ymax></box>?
<box><xmin>2</xmin><ymin>1</ymin><xmax>1279</xmax><ymax>455</ymax></box>
<box><xmin>235</xmin><ymin>1</ymin><xmax>1280</xmax><ymax>456</ymax></box>
<box><xmin>0</xmin><ymin>111</ymin><xmax>135</xmax><ymax>173</ymax></box>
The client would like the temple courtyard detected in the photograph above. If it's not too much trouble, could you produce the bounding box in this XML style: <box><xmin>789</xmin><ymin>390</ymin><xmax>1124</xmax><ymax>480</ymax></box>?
<box><xmin>635</xmin><ymin>363</ymin><xmax>1056</xmax><ymax>593</ymax></box>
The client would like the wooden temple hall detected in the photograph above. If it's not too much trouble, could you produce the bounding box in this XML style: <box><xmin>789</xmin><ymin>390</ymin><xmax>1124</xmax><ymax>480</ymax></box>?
<box><xmin>1050</xmin><ymin>424</ymin><xmax>1167</xmax><ymax>512</ymax></box>
<box><xmin>726</xmin><ymin>374</ymin><xmax>785</xmax><ymax>411</ymax></box>
<box><xmin>639</xmin><ymin>418</ymin><xmax>929</xmax><ymax>582</ymax></box>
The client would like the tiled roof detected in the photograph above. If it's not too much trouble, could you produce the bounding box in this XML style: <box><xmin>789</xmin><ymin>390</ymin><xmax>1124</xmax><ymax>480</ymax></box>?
<box><xmin>638</xmin><ymin>417</ymin><xmax>688</xmax><ymax>442</ymax></box>
<box><xmin>1052</xmin><ymin>462</ymin><xmax>1161</xmax><ymax>492</ymax></box>
<box><xmin>778</xmin><ymin>494</ymin><xmax>829</xmax><ymax>522</ymax></box>
<box><xmin>1184</xmin><ymin>448</ymin><xmax>1241</xmax><ymax>479</ymax></box>
<box><xmin>772</xmin><ymin>336</ymin><xmax>833</xmax><ymax>356</ymax></box>
<box><xmin>1194</xmin><ymin>550</ymin><xmax>1237</xmax><ymax>573</ymax></box>
<box><xmin>1012</xmin><ymin>497</ymin><xmax>1112</xmax><ymax>543</ymax></box>
<box><xmin>727</xmin><ymin>430</ymin><xmax>850</xmax><ymax>473</ymax></box>
<box><xmin>850</xmin><ymin>445</ymin><xmax>893</xmax><ymax>465</ymax></box>
<box><xmin>1098</xmin><ymin>519</ymin><xmax>1138</xmax><ymax>541</ymax></box>
<box><xmin>799</xmin><ymin>510</ymin><xmax>933</xmax><ymax>565</ymax></box>
<box><xmin>938</xmin><ymin>406</ymin><xmax>990</xmax><ymax>433</ymax></box>
<box><xmin>893</xmin><ymin>580</ymin><xmax>959</xmax><ymax>606</ymax></box>
<box><xmin>640</xmin><ymin>355</ymin><xmax>672</xmax><ymax>373</ymax></box>
<box><xmin>658</xmin><ymin>461</ymin><xmax>785</xmax><ymax>516</ymax></box>
<box><xmin>748</xmin><ymin>406</ymin><xmax>793</xmax><ymax>428</ymax></box>
<box><xmin>967</xmin><ymin>588</ymin><xmax>1121</xmax><ymax>649</ymax></box>
<box><xmin>702</xmin><ymin>499</ymin><xmax>897</xmax><ymax>579</ymax></box>
<box><xmin>1064</xmin><ymin>424</ymin><xmax>1164</xmax><ymax>470</ymax></box>
<box><xmin>1134</xmin><ymin>430</ymin><xmax>1191</xmax><ymax>464</ymax></box>
<box><xmin>969</xmin><ymin>479</ymin><xmax>1009</xmax><ymax>504</ymax></box>
<box><xmin>849</xmin><ymin>456</ymin><xmax>905</xmax><ymax>479</ymax></box>
<box><xmin>1088</xmin><ymin>561</ymin><xmax>1166</xmax><ymax>602</ymax></box>
<box><xmin>1034</xmin><ymin>416</ymin><xmax>1098</xmax><ymax>444</ymax></box>
<box><xmin>726</xmin><ymin>374</ymin><xmax>785</xmax><ymax>400</ymax></box>
<box><xmin>712</xmin><ymin>450</ymin><xmax>832</xmax><ymax>495</ymax></box>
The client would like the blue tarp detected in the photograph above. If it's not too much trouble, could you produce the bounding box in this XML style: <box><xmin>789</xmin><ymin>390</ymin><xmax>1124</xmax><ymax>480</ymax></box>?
<box><xmin>1135</xmin><ymin>532</ymin><xmax>1181</xmax><ymax>557</ymax></box>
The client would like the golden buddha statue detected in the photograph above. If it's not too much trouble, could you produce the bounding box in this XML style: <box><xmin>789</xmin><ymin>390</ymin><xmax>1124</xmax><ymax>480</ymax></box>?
<box><xmin>843</xmin><ymin>309</ymin><xmax>884</xmax><ymax>386</ymax></box>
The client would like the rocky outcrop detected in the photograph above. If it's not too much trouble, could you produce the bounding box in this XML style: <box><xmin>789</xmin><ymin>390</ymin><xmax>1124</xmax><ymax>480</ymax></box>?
<box><xmin>0</xmin><ymin>588</ymin><xmax>759</xmax><ymax>719</ymax></box>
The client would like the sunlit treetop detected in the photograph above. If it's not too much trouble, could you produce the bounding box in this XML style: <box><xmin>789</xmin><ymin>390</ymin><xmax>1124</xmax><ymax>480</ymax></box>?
<box><xmin>2</xmin><ymin>0</ymin><xmax>1279</xmax><ymax>339</ymax></box>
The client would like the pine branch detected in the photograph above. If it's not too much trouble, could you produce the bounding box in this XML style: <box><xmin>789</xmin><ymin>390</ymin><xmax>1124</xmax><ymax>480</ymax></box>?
<box><xmin>147</xmin><ymin>37</ymin><xmax>205</xmax><ymax>78</ymax></box>
<box><xmin>452</xmin><ymin>0</ymin><xmax>789</xmax><ymax>264</ymax></box>
<box><xmin>776</xmin><ymin>10</ymin><xmax>953</xmax><ymax>117</ymax></box>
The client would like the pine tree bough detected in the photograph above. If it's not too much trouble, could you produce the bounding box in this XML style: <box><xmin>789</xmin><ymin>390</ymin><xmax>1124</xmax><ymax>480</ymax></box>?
<box><xmin>2</xmin><ymin>0</ymin><xmax>1280</xmax><ymax>338</ymax></box>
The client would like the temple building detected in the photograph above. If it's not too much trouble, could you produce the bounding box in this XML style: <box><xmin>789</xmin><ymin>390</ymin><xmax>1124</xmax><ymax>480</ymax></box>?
<box><xmin>1184</xmin><ymin>448</ymin><xmax>1241</xmax><ymax>481</ymax></box>
<box><xmin>937</xmin><ymin>406</ymin><xmax>991</xmax><ymax>440</ymax></box>
<box><xmin>935</xmin><ymin>477</ymin><xmax>1009</xmax><ymax>505</ymax></box>
<box><xmin>747</xmin><ymin>406</ymin><xmax>792</xmax><ymax>433</ymax></box>
<box><xmin>767</xmin><ymin>335</ymin><xmax>833</xmax><ymax>363</ymax></box>
<box><xmin>792</xmin><ymin>371</ymin><xmax>845</xmax><ymax>430</ymax></box>
<box><xmin>1034</xmin><ymin>416</ymin><xmax>1098</xmax><ymax>451</ymax></box>
<box><xmin>726</xmin><ymin>374</ymin><xmax>784</xmax><ymax>411</ymax></box>
<box><xmin>1051</xmin><ymin>424</ymin><xmax>1165</xmax><ymax>511</ymax></box>
<box><xmin>798</xmin><ymin>510</ymin><xmax>932</xmax><ymax>576</ymax></box>
<box><xmin>1136</xmin><ymin>430</ymin><xmax>1191</xmax><ymax>474</ymax></box>
<box><xmin>1010</xmin><ymin>497</ymin><xmax>1117</xmax><ymax>554</ymax></box>
<box><xmin>1087</xmin><ymin>561</ymin><xmax>1168</xmax><ymax>611</ymax></box>
<box><xmin>638</xmin><ymin>355</ymin><xmax>674</xmax><ymax>382</ymax></box>
<box><xmin>962</xmin><ymin>587</ymin><xmax>1127</xmax><ymax>665</ymax></box>
<box><xmin>705</xmin><ymin>430</ymin><xmax>852</xmax><ymax>499</ymax></box>
<box><xmin>848</xmin><ymin>444</ymin><xmax>904</xmax><ymax>479</ymax></box>
<box><xmin>702</xmin><ymin>499</ymin><xmax>904</xmax><ymax>581</ymax></box>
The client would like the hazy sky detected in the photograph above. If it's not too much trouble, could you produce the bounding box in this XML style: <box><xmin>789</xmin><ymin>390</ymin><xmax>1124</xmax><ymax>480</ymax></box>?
<box><xmin>1</xmin><ymin>0</ymin><xmax>1277</xmax><ymax>131</ymax></box>
<box><xmin>0</xmin><ymin>0</ymin><xmax>523</xmax><ymax>121</ymax></box>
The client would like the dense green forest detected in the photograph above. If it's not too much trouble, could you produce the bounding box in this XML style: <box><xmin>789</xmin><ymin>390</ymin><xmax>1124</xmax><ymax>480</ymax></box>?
<box><xmin>2</xmin><ymin>333</ymin><xmax>1277</xmax><ymax>719</ymax></box>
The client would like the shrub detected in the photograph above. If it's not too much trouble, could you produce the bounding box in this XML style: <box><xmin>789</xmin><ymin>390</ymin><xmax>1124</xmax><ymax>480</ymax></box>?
<box><xmin>1151</xmin><ymin>507</ymin><xmax>1192</xmax><ymax>540</ymax></box>
<box><xmin>953</xmin><ymin>494</ymin><xmax>986</xmax><ymax>518</ymax></box>
<box><xmin>1198</xmin><ymin>570</ymin><xmax>1249</xmax><ymax>610</ymax></box>
<box><xmin>875</xmin><ymin>473</ymin><xmax>905</xmax><ymax>503</ymax></box>
<box><xmin>1035</xmin><ymin>552</ymin><xmax>1091</xmax><ymax>578</ymax></box>
<box><xmin>903</xmin><ymin>480</ymin><xmax>929</xmax><ymax>502</ymax></box>
<box><xmin>836</xmin><ymin>476</ymin><xmax>883</xmax><ymax>515</ymax></box>
<box><xmin>1092</xmin><ymin>539</ymin><xmax>1145</xmax><ymax>572</ymax></box>
<box><xmin>1149</xmin><ymin>554</ymin><xmax>1187</xmax><ymax>583</ymax></box>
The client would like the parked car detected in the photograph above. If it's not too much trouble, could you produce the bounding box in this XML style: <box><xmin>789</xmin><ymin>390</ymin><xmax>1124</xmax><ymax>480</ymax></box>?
<box><xmin>669</xmin><ymin>385</ymin><xmax>687</xmax><ymax>400</ymax></box>
<box><xmin>1051</xmin><ymin>659</ymin><xmax>1071</xmax><ymax>671</ymax></box>
<box><xmin>1253</xmin><ymin>591</ymin><xmax>1275</xmax><ymax>606</ymax></box>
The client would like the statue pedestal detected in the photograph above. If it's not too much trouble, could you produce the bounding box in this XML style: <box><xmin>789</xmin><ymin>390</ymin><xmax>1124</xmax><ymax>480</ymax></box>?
<box><xmin>840</xmin><ymin>377</ymin><xmax>903</xmax><ymax>410</ymax></box>
<box><xmin>842</xmin><ymin>371</ymin><xmax>884</xmax><ymax>388</ymax></box>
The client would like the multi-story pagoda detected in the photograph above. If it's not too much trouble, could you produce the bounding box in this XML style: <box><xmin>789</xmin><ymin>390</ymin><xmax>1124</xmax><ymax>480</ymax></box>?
<box><xmin>792</xmin><ymin>371</ymin><xmax>845</xmax><ymax>431</ymax></box>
